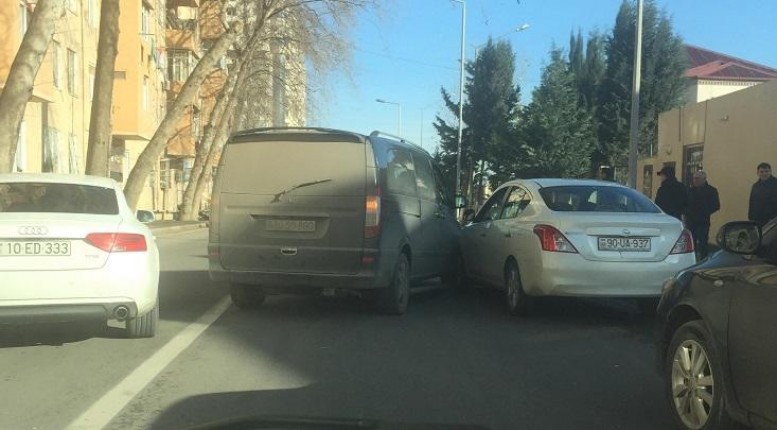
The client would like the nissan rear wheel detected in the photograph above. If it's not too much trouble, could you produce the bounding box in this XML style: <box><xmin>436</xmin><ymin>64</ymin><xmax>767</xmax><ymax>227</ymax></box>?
<box><xmin>230</xmin><ymin>283</ymin><xmax>266</xmax><ymax>309</ymax></box>
<box><xmin>666</xmin><ymin>320</ymin><xmax>742</xmax><ymax>430</ymax></box>
<box><xmin>126</xmin><ymin>300</ymin><xmax>159</xmax><ymax>338</ymax></box>
<box><xmin>377</xmin><ymin>253</ymin><xmax>410</xmax><ymax>315</ymax></box>
<box><xmin>505</xmin><ymin>262</ymin><xmax>530</xmax><ymax>316</ymax></box>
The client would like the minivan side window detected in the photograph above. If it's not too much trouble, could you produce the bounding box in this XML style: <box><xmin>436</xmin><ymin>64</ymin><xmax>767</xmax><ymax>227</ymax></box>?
<box><xmin>413</xmin><ymin>155</ymin><xmax>437</xmax><ymax>202</ymax></box>
<box><xmin>474</xmin><ymin>187</ymin><xmax>508</xmax><ymax>223</ymax></box>
<box><xmin>386</xmin><ymin>149</ymin><xmax>417</xmax><ymax>197</ymax></box>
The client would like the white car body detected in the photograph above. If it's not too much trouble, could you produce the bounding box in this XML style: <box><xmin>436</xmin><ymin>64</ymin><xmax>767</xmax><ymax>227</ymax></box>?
<box><xmin>460</xmin><ymin>178</ymin><xmax>696</xmax><ymax>298</ymax></box>
<box><xmin>0</xmin><ymin>174</ymin><xmax>159</xmax><ymax>333</ymax></box>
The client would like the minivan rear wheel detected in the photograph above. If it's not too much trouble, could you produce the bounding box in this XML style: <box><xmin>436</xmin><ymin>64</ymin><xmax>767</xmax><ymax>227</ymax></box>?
<box><xmin>377</xmin><ymin>253</ymin><xmax>410</xmax><ymax>315</ymax></box>
<box><xmin>230</xmin><ymin>283</ymin><xmax>266</xmax><ymax>309</ymax></box>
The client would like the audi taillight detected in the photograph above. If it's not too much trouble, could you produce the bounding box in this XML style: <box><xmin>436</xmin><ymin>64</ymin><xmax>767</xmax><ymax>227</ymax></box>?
<box><xmin>533</xmin><ymin>224</ymin><xmax>578</xmax><ymax>253</ymax></box>
<box><xmin>86</xmin><ymin>233</ymin><xmax>147</xmax><ymax>252</ymax></box>
<box><xmin>364</xmin><ymin>188</ymin><xmax>381</xmax><ymax>239</ymax></box>
<box><xmin>670</xmin><ymin>229</ymin><xmax>695</xmax><ymax>254</ymax></box>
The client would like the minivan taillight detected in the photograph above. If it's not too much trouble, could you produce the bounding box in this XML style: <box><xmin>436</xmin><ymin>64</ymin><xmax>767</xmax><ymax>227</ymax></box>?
<box><xmin>365</xmin><ymin>189</ymin><xmax>381</xmax><ymax>239</ymax></box>
<box><xmin>670</xmin><ymin>229</ymin><xmax>695</xmax><ymax>254</ymax></box>
<box><xmin>86</xmin><ymin>233</ymin><xmax>148</xmax><ymax>252</ymax></box>
<box><xmin>533</xmin><ymin>225</ymin><xmax>578</xmax><ymax>253</ymax></box>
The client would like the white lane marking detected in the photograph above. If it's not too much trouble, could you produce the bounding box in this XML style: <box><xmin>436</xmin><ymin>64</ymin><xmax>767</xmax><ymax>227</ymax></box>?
<box><xmin>66</xmin><ymin>296</ymin><xmax>232</xmax><ymax>430</ymax></box>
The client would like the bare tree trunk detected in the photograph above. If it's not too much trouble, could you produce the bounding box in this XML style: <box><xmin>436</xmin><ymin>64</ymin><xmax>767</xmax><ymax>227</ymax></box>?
<box><xmin>0</xmin><ymin>0</ymin><xmax>66</xmax><ymax>173</ymax></box>
<box><xmin>123</xmin><ymin>23</ymin><xmax>241</xmax><ymax>210</ymax></box>
<box><xmin>190</xmin><ymin>84</ymin><xmax>247</xmax><ymax>215</ymax></box>
<box><xmin>85</xmin><ymin>0</ymin><xmax>120</xmax><ymax>176</ymax></box>
<box><xmin>178</xmin><ymin>57</ymin><xmax>248</xmax><ymax>221</ymax></box>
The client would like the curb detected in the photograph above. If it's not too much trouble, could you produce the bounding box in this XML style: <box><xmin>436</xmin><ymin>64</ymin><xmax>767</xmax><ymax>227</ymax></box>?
<box><xmin>149</xmin><ymin>222</ymin><xmax>209</xmax><ymax>234</ymax></box>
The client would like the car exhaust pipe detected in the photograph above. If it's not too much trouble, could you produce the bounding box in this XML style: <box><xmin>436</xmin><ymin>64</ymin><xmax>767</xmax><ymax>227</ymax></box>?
<box><xmin>113</xmin><ymin>305</ymin><xmax>130</xmax><ymax>321</ymax></box>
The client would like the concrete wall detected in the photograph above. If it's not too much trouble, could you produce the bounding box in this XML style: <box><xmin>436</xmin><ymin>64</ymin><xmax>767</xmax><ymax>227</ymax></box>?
<box><xmin>639</xmin><ymin>80</ymin><xmax>777</xmax><ymax>237</ymax></box>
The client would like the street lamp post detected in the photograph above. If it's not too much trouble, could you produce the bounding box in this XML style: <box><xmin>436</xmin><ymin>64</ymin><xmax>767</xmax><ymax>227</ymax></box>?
<box><xmin>473</xmin><ymin>24</ymin><xmax>530</xmax><ymax>58</ymax></box>
<box><xmin>628</xmin><ymin>0</ymin><xmax>643</xmax><ymax>188</ymax></box>
<box><xmin>451</xmin><ymin>0</ymin><xmax>466</xmax><ymax>207</ymax></box>
<box><xmin>376</xmin><ymin>98</ymin><xmax>402</xmax><ymax>136</ymax></box>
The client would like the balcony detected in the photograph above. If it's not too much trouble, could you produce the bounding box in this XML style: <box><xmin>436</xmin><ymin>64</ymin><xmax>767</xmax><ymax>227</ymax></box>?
<box><xmin>166</xmin><ymin>16</ymin><xmax>200</xmax><ymax>52</ymax></box>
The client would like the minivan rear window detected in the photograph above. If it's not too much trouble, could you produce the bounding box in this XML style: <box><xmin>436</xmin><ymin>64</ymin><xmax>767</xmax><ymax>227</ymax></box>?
<box><xmin>539</xmin><ymin>185</ymin><xmax>660</xmax><ymax>213</ymax></box>
<box><xmin>220</xmin><ymin>139</ymin><xmax>366</xmax><ymax>196</ymax></box>
<box><xmin>0</xmin><ymin>182</ymin><xmax>119</xmax><ymax>214</ymax></box>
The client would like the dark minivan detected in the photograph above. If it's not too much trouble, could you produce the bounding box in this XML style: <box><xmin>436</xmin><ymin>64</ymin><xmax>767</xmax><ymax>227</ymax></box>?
<box><xmin>208</xmin><ymin>128</ymin><xmax>461</xmax><ymax>314</ymax></box>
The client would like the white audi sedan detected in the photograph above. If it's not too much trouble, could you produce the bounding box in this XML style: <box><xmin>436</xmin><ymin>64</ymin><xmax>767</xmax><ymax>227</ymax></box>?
<box><xmin>460</xmin><ymin>178</ymin><xmax>696</xmax><ymax>315</ymax></box>
<box><xmin>0</xmin><ymin>174</ymin><xmax>160</xmax><ymax>337</ymax></box>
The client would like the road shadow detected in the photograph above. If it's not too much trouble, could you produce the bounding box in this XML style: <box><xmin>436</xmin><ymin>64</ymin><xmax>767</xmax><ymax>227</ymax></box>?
<box><xmin>0</xmin><ymin>320</ymin><xmax>122</xmax><ymax>348</ymax></box>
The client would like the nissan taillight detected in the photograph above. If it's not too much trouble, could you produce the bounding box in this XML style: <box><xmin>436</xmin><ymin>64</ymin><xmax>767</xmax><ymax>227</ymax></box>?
<box><xmin>533</xmin><ymin>224</ymin><xmax>579</xmax><ymax>253</ymax></box>
<box><xmin>670</xmin><ymin>229</ymin><xmax>695</xmax><ymax>254</ymax></box>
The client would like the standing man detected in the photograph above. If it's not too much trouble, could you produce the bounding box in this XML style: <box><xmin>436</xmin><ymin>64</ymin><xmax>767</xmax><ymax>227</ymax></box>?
<box><xmin>655</xmin><ymin>166</ymin><xmax>688</xmax><ymax>221</ymax></box>
<box><xmin>686</xmin><ymin>171</ymin><xmax>720</xmax><ymax>259</ymax></box>
<box><xmin>748</xmin><ymin>162</ymin><xmax>777</xmax><ymax>226</ymax></box>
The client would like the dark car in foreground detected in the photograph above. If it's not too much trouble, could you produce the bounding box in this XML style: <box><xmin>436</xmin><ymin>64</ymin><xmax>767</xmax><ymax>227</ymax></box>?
<box><xmin>656</xmin><ymin>220</ymin><xmax>777</xmax><ymax>430</ymax></box>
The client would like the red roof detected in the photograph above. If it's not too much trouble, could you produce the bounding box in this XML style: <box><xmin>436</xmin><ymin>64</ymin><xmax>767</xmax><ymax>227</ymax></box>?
<box><xmin>685</xmin><ymin>45</ymin><xmax>777</xmax><ymax>81</ymax></box>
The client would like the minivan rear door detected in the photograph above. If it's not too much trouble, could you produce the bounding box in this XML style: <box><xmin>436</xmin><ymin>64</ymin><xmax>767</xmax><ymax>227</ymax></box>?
<box><xmin>216</xmin><ymin>132</ymin><xmax>366</xmax><ymax>275</ymax></box>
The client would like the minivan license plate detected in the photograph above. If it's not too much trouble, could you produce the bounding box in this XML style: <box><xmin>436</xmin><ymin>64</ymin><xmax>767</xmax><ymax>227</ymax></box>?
<box><xmin>598</xmin><ymin>237</ymin><xmax>650</xmax><ymax>252</ymax></box>
<box><xmin>265</xmin><ymin>219</ymin><xmax>316</xmax><ymax>232</ymax></box>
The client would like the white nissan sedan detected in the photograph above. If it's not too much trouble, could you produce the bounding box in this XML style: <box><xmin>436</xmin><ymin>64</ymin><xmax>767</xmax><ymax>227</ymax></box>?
<box><xmin>460</xmin><ymin>179</ymin><xmax>696</xmax><ymax>316</ymax></box>
<box><xmin>0</xmin><ymin>174</ymin><xmax>160</xmax><ymax>337</ymax></box>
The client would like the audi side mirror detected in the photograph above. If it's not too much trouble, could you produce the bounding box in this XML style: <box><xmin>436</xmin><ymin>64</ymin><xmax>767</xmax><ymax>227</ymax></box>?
<box><xmin>136</xmin><ymin>209</ymin><xmax>156</xmax><ymax>224</ymax></box>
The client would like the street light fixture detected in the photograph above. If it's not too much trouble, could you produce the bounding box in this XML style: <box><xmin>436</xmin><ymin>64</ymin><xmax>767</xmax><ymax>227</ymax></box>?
<box><xmin>376</xmin><ymin>98</ymin><xmax>402</xmax><ymax>136</ymax></box>
<box><xmin>473</xmin><ymin>24</ymin><xmax>530</xmax><ymax>58</ymax></box>
<box><xmin>451</xmin><ymin>0</ymin><xmax>466</xmax><ymax>208</ymax></box>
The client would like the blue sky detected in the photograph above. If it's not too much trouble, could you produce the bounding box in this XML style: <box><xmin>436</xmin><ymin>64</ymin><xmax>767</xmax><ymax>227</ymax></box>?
<box><xmin>309</xmin><ymin>0</ymin><xmax>777</xmax><ymax>153</ymax></box>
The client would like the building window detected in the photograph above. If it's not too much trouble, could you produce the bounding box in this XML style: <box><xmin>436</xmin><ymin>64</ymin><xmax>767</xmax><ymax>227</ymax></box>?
<box><xmin>88</xmin><ymin>65</ymin><xmax>95</xmax><ymax>101</ymax></box>
<box><xmin>18</xmin><ymin>1</ymin><xmax>30</xmax><ymax>41</ymax></box>
<box><xmin>67</xmin><ymin>49</ymin><xmax>78</xmax><ymax>96</ymax></box>
<box><xmin>67</xmin><ymin>0</ymin><xmax>79</xmax><ymax>14</ymax></box>
<box><xmin>684</xmin><ymin>145</ymin><xmax>704</xmax><ymax>186</ymax></box>
<box><xmin>168</xmin><ymin>50</ymin><xmax>191</xmax><ymax>82</ymax></box>
<box><xmin>88</xmin><ymin>0</ymin><xmax>98</xmax><ymax>28</ymax></box>
<box><xmin>53</xmin><ymin>41</ymin><xmax>62</xmax><ymax>89</ymax></box>
<box><xmin>143</xmin><ymin>76</ymin><xmax>149</xmax><ymax>109</ymax></box>
<box><xmin>69</xmin><ymin>133</ymin><xmax>80</xmax><ymax>174</ymax></box>
<box><xmin>14</xmin><ymin>120</ymin><xmax>26</xmax><ymax>172</ymax></box>
<box><xmin>141</xmin><ymin>4</ymin><xmax>151</xmax><ymax>39</ymax></box>
<box><xmin>43</xmin><ymin>128</ymin><xmax>61</xmax><ymax>173</ymax></box>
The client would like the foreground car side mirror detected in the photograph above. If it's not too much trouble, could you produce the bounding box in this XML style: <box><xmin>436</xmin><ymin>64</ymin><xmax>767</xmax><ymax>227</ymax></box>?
<box><xmin>716</xmin><ymin>221</ymin><xmax>761</xmax><ymax>254</ymax></box>
<box><xmin>136</xmin><ymin>209</ymin><xmax>156</xmax><ymax>224</ymax></box>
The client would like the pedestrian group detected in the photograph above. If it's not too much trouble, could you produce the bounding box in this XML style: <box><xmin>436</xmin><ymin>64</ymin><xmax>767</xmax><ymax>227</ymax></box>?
<box><xmin>653</xmin><ymin>162</ymin><xmax>777</xmax><ymax>260</ymax></box>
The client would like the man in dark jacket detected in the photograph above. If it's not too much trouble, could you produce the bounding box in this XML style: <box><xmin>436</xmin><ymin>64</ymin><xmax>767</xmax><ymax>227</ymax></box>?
<box><xmin>686</xmin><ymin>171</ymin><xmax>720</xmax><ymax>259</ymax></box>
<box><xmin>655</xmin><ymin>166</ymin><xmax>688</xmax><ymax>221</ymax></box>
<box><xmin>748</xmin><ymin>162</ymin><xmax>777</xmax><ymax>226</ymax></box>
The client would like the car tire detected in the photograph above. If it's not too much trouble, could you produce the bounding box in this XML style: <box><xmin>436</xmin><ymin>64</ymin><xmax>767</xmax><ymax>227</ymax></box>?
<box><xmin>665</xmin><ymin>320</ymin><xmax>743</xmax><ymax>430</ymax></box>
<box><xmin>377</xmin><ymin>253</ymin><xmax>410</xmax><ymax>315</ymax></box>
<box><xmin>230</xmin><ymin>283</ymin><xmax>266</xmax><ymax>309</ymax></box>
<box><xmin>126</xmin><ymin>300</ymin><xmax>158</xmax><ymax>339</ymax></box>
<box><xmin>505</xmin><ymin>262</ymin><xmax>530</xmax><ymax>316</ymax></box>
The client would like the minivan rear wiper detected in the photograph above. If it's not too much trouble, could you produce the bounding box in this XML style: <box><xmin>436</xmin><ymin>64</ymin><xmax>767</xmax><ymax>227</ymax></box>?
<box><xmin>271</xmin><ymin>179</ymin><xmax>332</xmax><ymax>203</ymax></box>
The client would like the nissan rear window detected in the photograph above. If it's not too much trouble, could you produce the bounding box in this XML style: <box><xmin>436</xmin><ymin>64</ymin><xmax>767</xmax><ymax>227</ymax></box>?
<box><xmin>539</xmin><ymin>186</ymin><xmax>661</xmax><ymax>213</ymax></box>
<box><xmin>0</xmin><ymin>183</ymin><xmax>119</xmax><ymax>215</ymax></box>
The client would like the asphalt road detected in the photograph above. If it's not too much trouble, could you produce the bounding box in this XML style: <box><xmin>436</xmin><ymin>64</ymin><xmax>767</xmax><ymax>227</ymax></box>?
<box><xmin>0</xmin><ymin>228</ymin><xmax>676</xmax><ymax>430</ymax></box>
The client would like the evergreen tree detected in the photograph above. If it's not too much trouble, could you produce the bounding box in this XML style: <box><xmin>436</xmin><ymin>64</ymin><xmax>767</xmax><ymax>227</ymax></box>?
<box><xmin>519</xmin><ymin>50</ymin><xmax>595</xmax><ymax>178</ymax></box>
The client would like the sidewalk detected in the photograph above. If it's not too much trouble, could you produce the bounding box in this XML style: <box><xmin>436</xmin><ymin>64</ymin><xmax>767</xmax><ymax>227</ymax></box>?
<box><xmin>147</xmin><ymin>220</ymin><xmax>208</xmax><ymax>234</ymax></box>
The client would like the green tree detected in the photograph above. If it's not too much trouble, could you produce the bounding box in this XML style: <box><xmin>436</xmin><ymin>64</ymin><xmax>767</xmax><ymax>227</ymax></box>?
<box><xmin>569</xmin><ymin>30</ymin><xmax>606</xmax><ymax>175</ymax></box>
<box><xmin>434</xmin><ymin>39</ymin><xmax>521</xmax><ymax>201</ymax></box>
<box><xmin>519</xmin><ymin>50</ymin><xmax>595</xmax><ymax>178</ymax></box>
<box><xmin>597</xmin><ymin>0</ymin><xmax>687</xmax><ymax>170</ymax></box>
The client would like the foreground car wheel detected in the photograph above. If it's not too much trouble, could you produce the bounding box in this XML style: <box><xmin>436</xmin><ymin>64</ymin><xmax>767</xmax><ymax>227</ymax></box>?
<box><xmin>505</xmin><ymin>262</ymin><xmax>530</xmax><ymax>316</ymax></box>
<box><xmin>126</xmin><ymin>301</ymin><xmax>158</xmax><ymax>338</ymax></box>
<box><xmin>230</xmin><ymin>283</ymin><xmax>266</xmax><ymax>309</ymax></box>
<box><xmin>377</xmin><ymin>253</ymin><xmax>410</xmax><ymax>315</ymax></box>
<box><xmin>666</xmin><ymin>321</ymin><xmax>740</xmax><ymax>430</ymax></box>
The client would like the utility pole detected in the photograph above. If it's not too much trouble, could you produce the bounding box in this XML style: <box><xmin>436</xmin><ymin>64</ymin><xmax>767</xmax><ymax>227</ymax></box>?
<box><xmin>452</xmin><ymin>0</ymin><xmax>466</xmax><ymax>205</ymax></box>
<box><xmin>628</xmin><ymin>0</ymin><xmax>643</xmax><ymax>188</ymax></box>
